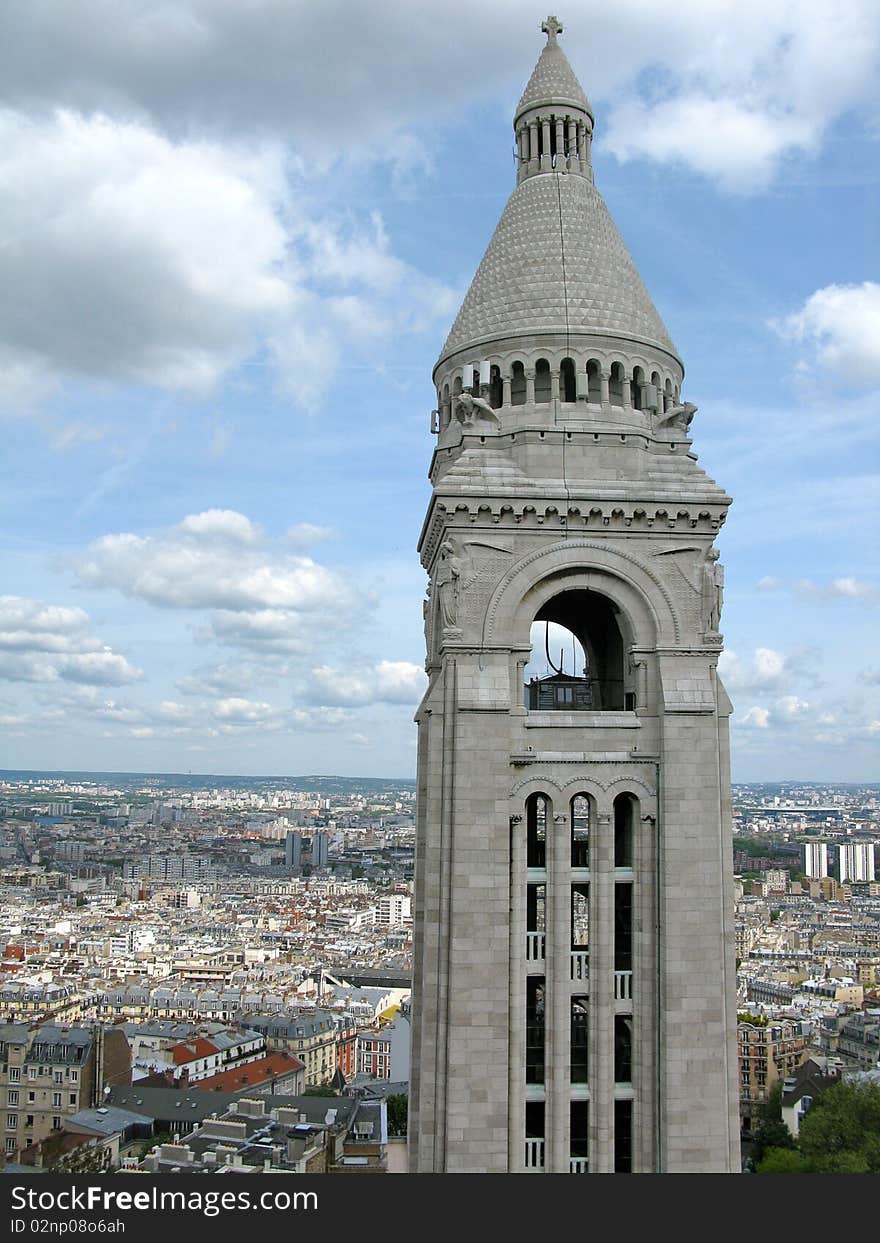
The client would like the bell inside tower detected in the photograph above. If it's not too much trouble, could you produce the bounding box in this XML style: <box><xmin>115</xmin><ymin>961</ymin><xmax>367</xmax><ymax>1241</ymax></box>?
<box><xmin>525</xmin><ymin>588</ymin><xmax>629</xmax><ymax>710</ymax></box>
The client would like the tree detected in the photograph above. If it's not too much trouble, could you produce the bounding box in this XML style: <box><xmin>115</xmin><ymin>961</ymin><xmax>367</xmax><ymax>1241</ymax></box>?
<box><xmin>386</xmin><ymin>1093</ymin><xmax>408</xmax><ymax>1137</ymax></box>
<box><xmin>749</xmin><ymin>1083</ymin><xmax>796</xmax><ymax>1167</ymax></box>
<box><xmin>756</xmin><ymin>1147</ymin><xmax>809</xmax><ymax>1173</ymax></box>
<box><xmin>797</xmin><ymin>1081</ymin><xmax>880</xmax><ymax>1173</ymax></box>
<box><xmin>303</xmin><ymin>1085</ymin><xmax>338</xmax><ymax>1098</ymax></box>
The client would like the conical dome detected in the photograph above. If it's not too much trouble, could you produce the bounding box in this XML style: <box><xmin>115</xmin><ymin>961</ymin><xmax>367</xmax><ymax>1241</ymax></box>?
<box><xmin>439</xmin><ymin>173</ymin><xmax>677</xmax><ymax>363</ymax></box>
<box><xmin>515</xmin><ymin>31</ymin><xmax>592</xmax><ymax>123</ymax></box>
<box><xmin>436</xmin><ymin>18</ymin><xmax>680</xmax><ymax>372</ymax></box>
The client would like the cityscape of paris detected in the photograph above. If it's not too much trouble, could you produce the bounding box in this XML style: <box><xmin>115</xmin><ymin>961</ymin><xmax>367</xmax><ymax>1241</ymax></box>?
<box><xmin>1</xmin><ymin>0</ymin><xmax>878</xmax><ymax>1195</ymax></box>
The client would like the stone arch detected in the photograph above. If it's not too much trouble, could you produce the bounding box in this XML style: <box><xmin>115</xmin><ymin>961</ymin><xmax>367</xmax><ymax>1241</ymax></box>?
<box><xmin>511</xmin><ymin>360</ymin><xmax>527</xmax><ymax>406</ymax></box>
<box><xmin>534</xmin><ymin>358</ymin><xmax>551</xmax><ymax>403</ymax></box>
<box><xmin>486</xmin><ymin>539</ymin><xmax>680</xmax><ymax>650</ymax></box>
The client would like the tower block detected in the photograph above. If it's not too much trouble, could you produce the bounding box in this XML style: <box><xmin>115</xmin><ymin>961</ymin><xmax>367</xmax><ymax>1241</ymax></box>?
<box><xmin>409</xmin><ymin>19</ymin><xmax>740</xmax><ymax>1174</ymax></box>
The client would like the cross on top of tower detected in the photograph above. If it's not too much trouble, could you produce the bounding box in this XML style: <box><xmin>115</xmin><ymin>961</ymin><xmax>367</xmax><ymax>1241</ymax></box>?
<box><xmin>541</xmin><ymin>15</ymin><xmax>563</xmax><ymax>44</ymax></box>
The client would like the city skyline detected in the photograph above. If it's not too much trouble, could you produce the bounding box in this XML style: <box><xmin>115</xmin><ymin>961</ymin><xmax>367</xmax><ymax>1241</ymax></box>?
<box><xmin>1</xmin><ymin>2</ymin><xmax>878</xmax><ymax>781</ymax></box>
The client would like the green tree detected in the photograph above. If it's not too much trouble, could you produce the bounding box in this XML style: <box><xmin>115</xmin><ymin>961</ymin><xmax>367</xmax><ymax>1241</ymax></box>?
<box><xmin>303</xmin><ymin>1085</ymin><xmax>338</xmax><ymax>1098</ymax></box>
<box><xmin>756</xmin><ymin>1147</ymin><xmax>809</xmax><ymax>1173</ymax></box>
<box><xmin>386</xmin><ymin>1093</ymin><xmax>408</xmax><ymax>1137</ymax></box>
<box><xmin>750</xmin><ymin>1083</ymin><xmax>796</xmax><ymax>1166</ymax></box>
<box><xmin>798</xmin><ymin>1081</ymin><xmax>880</xmax><ymax>1173</ymax></box>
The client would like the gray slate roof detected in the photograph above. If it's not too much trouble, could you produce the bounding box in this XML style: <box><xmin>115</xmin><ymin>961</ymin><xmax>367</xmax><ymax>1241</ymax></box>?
<box><xmin>439</xmin><ymin>172</ymin><xmax>678</xmax><ymax>364</ymax></box>
<box><xmin>515</xmin><ymin>38</ymin><xmax>592</xmax><ymax>121</ymax></box>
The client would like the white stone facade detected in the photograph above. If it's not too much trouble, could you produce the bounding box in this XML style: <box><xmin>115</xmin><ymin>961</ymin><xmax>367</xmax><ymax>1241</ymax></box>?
<box><xmin>409</xmin><ymin>20</ymin><xmax>740</xmax><ymax>1174</ymax></box>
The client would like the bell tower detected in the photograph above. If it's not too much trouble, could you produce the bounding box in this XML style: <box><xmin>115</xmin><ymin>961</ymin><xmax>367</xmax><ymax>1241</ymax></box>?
<box><xmin>409</xmin><ymin>17</ymin><xmax>740</xmax><ymax>1174</ymax></box>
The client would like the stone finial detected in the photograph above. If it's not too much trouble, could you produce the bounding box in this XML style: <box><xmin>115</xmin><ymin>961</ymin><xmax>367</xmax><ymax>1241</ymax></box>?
<box><xmin>541</xmin><ymin>15</ymin><xmax>563</xmax><ymax>43</ymax></box>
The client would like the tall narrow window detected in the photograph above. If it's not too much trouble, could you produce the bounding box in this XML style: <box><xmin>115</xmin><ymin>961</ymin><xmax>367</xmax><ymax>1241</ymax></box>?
<box><xmin>571</xmin><ymin>795</ymin><xmax>590</xmax><ymax>868</ymax></box>
<box><xmin>609</xmin><ymin>362</ymin><xmax>624</xmax><ymax>406</ymax></box>
<box><xmin>570</xmin><ymin>1101</ymin><xmax>589</xmax><ymax>1168</ymax></box>
<box><xmin>489</xmin><ymin>364</ymin><xmax>503</xmax><ymax>409</ymax></box>
<box><xmin>511</xmin><ymin>361</ymin><xmax>526</xmax><ymax>406</ymax></box>
<box><xmin>560</xmin><ymin>357</ymin><xmax>576</xmax><ymax>402</ymax></box>
<box><xmin>614</xmin><ymin>883</ymin><xmax>632</xmax><ymax>972</ymax></box>
<box><xmin>587</xmin><ymin>359</ymin><xmax>601</xmax><ymax>403</ymax></box>
<box><xmin>571</xmin><ymin>997</ymin><xmax>588</xmax><ymax>1083</ymax></box>
<box><xmin>614</xmin><ymin>793</ymin><xmax>635</xmax><ymax>868</ymax></box>
<box><xmin>614</xmin><ymin>1015</ymin><xmax>632</xmax><ymax>1083</ymax></box>
<box><xmin>526</xmin><ymin>794</ymin><xmax>547</xmax><ymax>868</ymax></box>
<box><xmin>535</xmin><ymin>358</ymin><xmax>551</xmax><ymax>403</ymax></box>
<box><xmin>526</xmin><ymin>977</ymin><xmax>545</xmax><ymax>1085</ymax></box>
<box><xmin>614</xmin><ymin>1099</ymin><xmax>633</xmax><ymax>1173</ymax></box>
<box><xmin>525</xmin><ymin>1100</ymin><xmax>545</xmax><ymax>1169</ymax></box>
<box><xmin>572</xmin><ymin>884</ymin><xmax>589</xmax><ymax>950</ymax></box>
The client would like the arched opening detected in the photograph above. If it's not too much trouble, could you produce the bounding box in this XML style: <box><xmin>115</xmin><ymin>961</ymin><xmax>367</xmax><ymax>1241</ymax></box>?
<box><xmin>525</xmin><ymin>588</ymin><xmax>628</xmax><ymax>711</ymax></box>
<box><xmin>631</xmin><ymin>366</ymin><xmax>645</xmax><ymax>410</ymax></box>
<box><xmin>526</xmin><ymin>793</ymin><xmax>548</xmax><ymax>868</ymax></box>
<box><xmin>609</xmin><ymin>362</ymin><xmax>624</xmax><ymax>406</ymax></box>
<box><xmin>489</xmin><ymin>364</ymin><xmax>503</xmax><ymax>409</ymax></box>
<box><xmin>511</xmin><ymin>361</ymin><xmax>526</xmax><ymax>406</ymax></box>
<box><xmin>549</xmin><ymin>115</ymin><xmax>558</xmax><ymax>164</ymax></box>
<box><xmin>441</xmin><ymin>383</ymin><xmax>450</xmax><ymax>429</ymax></box>
<box><xmin>560</xmin><ymin>357</ymin><xmax>576</xmax><ymax>402</ymax></box>
<box><xmin>571</xmin><ymin>794</ymin><xmax>590</xmax><ymax>868</ymax></box>
<box><xmin>587</xmin><ymin>359</ymin><xmax>602</xmax><ymax>403</ymax></box>
<box><xmin>614</xmin><ymin>793</ymin><xmax>636</xmax><ymax>868</ymax></box>
<box><xmin>535</xmin><ymin>358</ymin><xmax>551</xmax><ymax>403</ymax></box>
<box><xmin>664</xmin><ymin>377</ymin><xmax>673</xmax><ymax>410</ymax></box>
<box><xmin>453</xmin><ymin>375</ymin><xmax>462</xmax><ymax>398</ymax></box>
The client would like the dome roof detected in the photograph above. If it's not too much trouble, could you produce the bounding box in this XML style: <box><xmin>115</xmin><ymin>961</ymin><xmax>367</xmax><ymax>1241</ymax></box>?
<box><xmin>438</xmin><ymin>172</ymin><xmax>678</xmax><ymax>364</ymax></box>
<box><xmin>515</xmin><ymin>38</ymin><xmax>593</xmax><ymax>122</ymax></box>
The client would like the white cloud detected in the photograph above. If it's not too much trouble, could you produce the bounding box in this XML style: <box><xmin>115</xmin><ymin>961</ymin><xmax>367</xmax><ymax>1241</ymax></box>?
<box><xmin>0</xmin><ymin>595</ymin><xmax>141</xmax><ymax>686</ymax></box>
<box><xmin>178</xmin><ymin>510</ymin><xmax>262</xmax><ymax>545</ymax></box>
<box><xmin>718</xmin><ymin>647</ymin><xmax>795</xmax><ymax>694</ymax></box>
<box><xmin>772</xmin><ymin>283</ymin><xmax>880</xmax><ymax>387</ymax></box>
<box><xmin>286</xmin><ymin>523</ymin><xmax>335</xmax><ymax>549</ymax></box>
<box><xmin>0</xmin><ymin>108</ymin><xmax>291</xmax><ymax>400</ymax></box>
<box><xmin>0</xmin><ymin>105</ymin><xmax>456</xmax><ymax>419</ymax></box>
<box><xmin>72</xmin><ymin>511</ymin><xmax>363</xmax><ymax>615</ymax></box>
<box><xmin>605</xmin><ymin>95</ymin><xmax>814</xmax><ymax>193</ymax></box>
<box><xmin>741</xmin><ymin>706</ymin><xmax>770</xmax><ymax>729</ymax></box>
<box><xmin>308</xmin><ymin>661</ymin><xmax>426</xmax><ymax>707</ymax></box>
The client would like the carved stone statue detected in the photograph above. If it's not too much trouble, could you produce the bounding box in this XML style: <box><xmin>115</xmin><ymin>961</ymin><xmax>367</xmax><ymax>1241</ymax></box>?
<box><xmin>435</xmin><ymin>536</ymin><xmax>463</xmax><ymax>633</ymax></box>
<box><xmin>701</xmin><ymin>547</ymin><xmax>724</xmax><ymax>633</ymax></box>
<box><xmin>454</xmin><ymin>391</ymin><xmax>501</xmax><ymax>426</ymax></box>
<box><xmin>655</xmin><ymin>400</ymin><xmax>697</xmax><ymax>433</ymax></box>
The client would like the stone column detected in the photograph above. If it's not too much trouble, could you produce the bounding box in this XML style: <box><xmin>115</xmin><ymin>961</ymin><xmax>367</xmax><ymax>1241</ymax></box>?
<box><xmin>634</xmin><ymin>808</ymin><xmax>657</xmax><ymax>1172</ymax></box>
<box><xmin>600</xmin><ymin>366</ymin><xmax>610</xmax><ymax>407</ymax></box>
<box><xmin>528</xmin><ymin>122</ymin><xmax>539</xmax><ymax>173</ymax></box>
<box><xmin>541</xmin><ymin>119</ymin><xmax>551</xmax><ymax>171</ymax></box>
<box><xmin>555</xmin><ymin>118</ymin><xmax>565</xmax><ymax>168</ymax></box>
<box><xmin>567</xmin><ymin>118</ymin><xmax>577</xmax><ymax>171</ymax></box>
<box><xmin>550</xmin><ymin>368</ymin><xmax>560</xmax><ymax>403</ymax></box>
<box><xmin>622</xmin><ymin>369</ymin><xmax>633</xmax><ymax>409</ymax></box>
<box><xmin>525</xmin><ymin>368</ymin><xmax>536</xmax><ymax>405</ymax></box>
<box><xmin>592</xmin><ymin>809</ymin><xmax>614</xmax><ymax>1172</ymax></box>
<box><xmin>547</xmin><ymin>810</ymin><xmax>571</xmax><ymax>1171</ymax></box>
<box><xmin>508</xmin><ymin>814</ymin><xmax>526</xmax><ymax>1172</ymax></box>
<box><xmin>502</xmin><ymin>373</ymin><xmax>512</xmax><ymax>407</ymax></box>
<box><xmin>577</xmin><ymin>122</ymin><xmax>586</xmax><ymax>171</ymax></box>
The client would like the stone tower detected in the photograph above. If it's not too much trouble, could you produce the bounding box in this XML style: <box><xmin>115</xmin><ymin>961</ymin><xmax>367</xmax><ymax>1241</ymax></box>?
<box><xmin>409</xmin><ymin>18</ymin><xmax>740</xmax><ymax>1173</ymax></box>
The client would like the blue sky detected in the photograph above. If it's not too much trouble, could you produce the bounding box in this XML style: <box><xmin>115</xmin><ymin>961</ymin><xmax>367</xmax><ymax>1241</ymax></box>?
<box><xmin>0</xmin><ymin>1</ymin><xmax>878</xmax><ymax>780</ymax></box>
